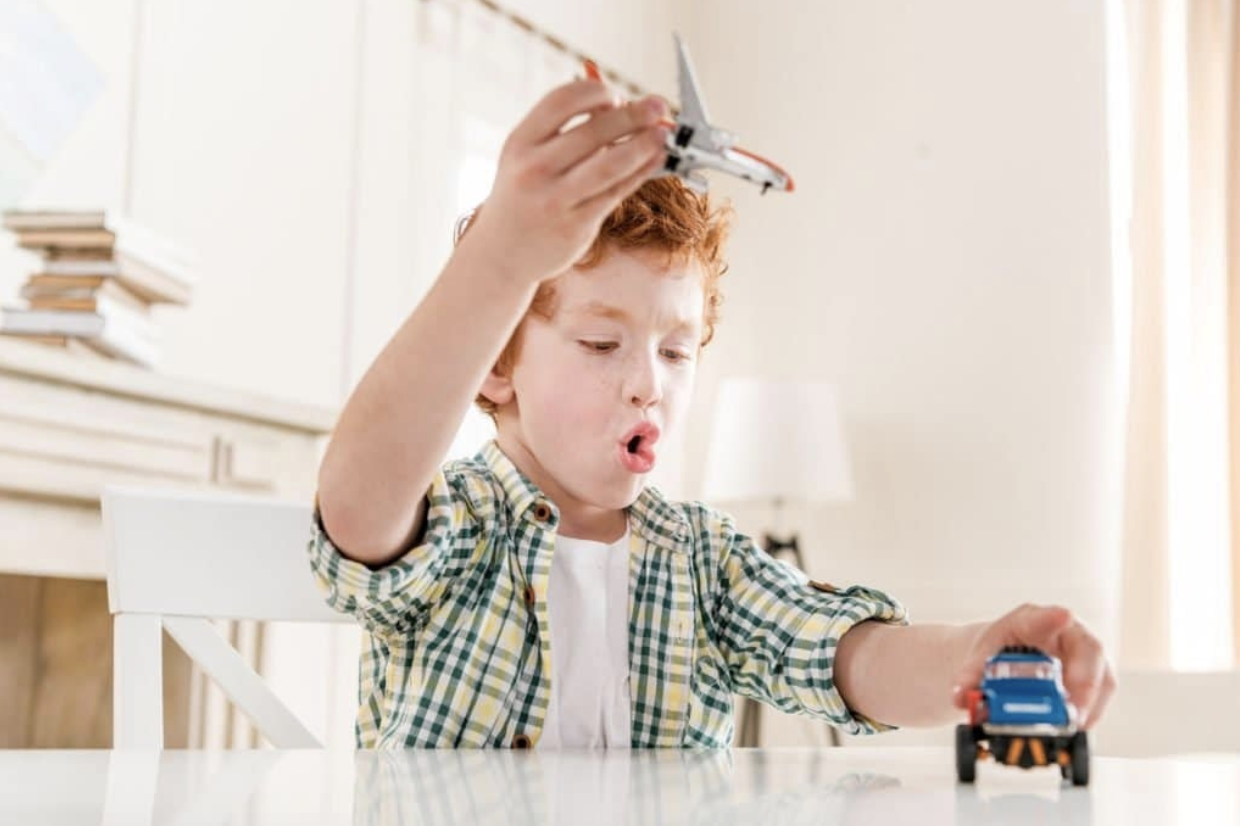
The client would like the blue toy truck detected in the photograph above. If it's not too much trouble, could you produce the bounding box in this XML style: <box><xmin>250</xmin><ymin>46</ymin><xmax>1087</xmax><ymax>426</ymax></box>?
<box><xmin>956</xmin><ymin>645</ymin><xmax>1089</xmax><ymax>786</ymax></box>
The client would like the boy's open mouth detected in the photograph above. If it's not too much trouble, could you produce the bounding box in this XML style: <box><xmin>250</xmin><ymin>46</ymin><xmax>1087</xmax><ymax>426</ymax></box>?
<box><xmin>618</xmin><ymin>422</ymin><xmax>660</xmax><ymax>474</ymax></box>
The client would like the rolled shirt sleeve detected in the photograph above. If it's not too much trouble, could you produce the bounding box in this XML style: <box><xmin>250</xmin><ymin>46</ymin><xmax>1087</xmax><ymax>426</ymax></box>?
<box><xmin>711</xmin><ymin>514</ymin><xmax>909</xmax><ymax>735</ymax></box>
<box><xmin>307</xmin><ymin>467</ymin><xmax>477</xmax><ymax>636</ymax></box>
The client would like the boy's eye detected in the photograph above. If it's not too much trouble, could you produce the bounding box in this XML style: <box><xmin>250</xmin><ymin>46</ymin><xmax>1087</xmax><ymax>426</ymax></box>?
<box><xmin>577</xmin><ymin>341</ymin><xmax>692</xmax><ymax>362</ymax></box>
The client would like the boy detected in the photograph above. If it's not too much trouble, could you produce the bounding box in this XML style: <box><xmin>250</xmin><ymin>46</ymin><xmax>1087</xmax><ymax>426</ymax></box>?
<box><xmin>310</xmin><ymin>79</ymin><xmax>1114</xmax><ymax>748</ymax></box>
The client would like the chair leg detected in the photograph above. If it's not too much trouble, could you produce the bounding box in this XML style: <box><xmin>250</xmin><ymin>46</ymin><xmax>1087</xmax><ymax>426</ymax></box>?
<box><xmin>102</xmin><ymin>748</ymin><xmax>160</xmax><ymax>825</ymax></box>
<box><xmin>113</xmin><ymin>614</ymin><xmax>164</xmax><ymax>749</ymax></box>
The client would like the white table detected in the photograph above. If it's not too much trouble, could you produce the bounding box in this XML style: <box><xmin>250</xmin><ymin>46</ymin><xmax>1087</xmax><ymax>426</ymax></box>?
<box><xmin>2</xmin><ymin>747</ymin><xmax>1238</xmax><ymax>824</ymax></box>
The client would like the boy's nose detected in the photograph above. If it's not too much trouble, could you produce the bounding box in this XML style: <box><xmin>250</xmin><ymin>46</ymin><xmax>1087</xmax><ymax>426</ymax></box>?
<box><xmin>625</xmin><ymin>351</ymin><xmax>663</xmax><ymax>408</ymax></box>
<box><xmin>629</xmin><ymin>378</ymin><xmax>663</xmax><ymax>409</ymax></box>
<box><xmin>627</xmin><ymin>376</ymin><xmax>662</xmax><ymax>409</ymax></box>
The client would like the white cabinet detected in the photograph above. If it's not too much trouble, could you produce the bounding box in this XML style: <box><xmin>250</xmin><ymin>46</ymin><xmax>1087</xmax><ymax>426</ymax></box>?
<box><xmin>0</xmin><ymin>338</ymin><xmax>335</xmax><ymax>747</ymax></box>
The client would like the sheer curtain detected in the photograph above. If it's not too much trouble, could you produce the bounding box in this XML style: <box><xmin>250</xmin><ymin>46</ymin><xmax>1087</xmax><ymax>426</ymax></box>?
<box><xmin>410</xmin><ymin>0</ymin><xmax>577</xmax><ymax>461</ymax></box>
<box><xmin>1114</xmin><ymin>0</ymin><xmax>1240</xmax><ymax>670</ymax></box>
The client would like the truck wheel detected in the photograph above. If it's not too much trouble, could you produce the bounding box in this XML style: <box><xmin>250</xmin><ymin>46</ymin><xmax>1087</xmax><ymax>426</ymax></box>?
<box><xmin>1070</xmin><ymin>731</ymin><xmax>1090</xmax><ymax>786</ymax></box>
<box><xmin>956</xmin><ymin>724</ymin><xmax>977</xmax><ymax>783</ymax></box>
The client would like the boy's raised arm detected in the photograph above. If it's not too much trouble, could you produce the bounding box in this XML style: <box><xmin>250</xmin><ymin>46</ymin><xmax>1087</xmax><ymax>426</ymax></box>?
<box><xmin>316</xmin><ymin>79</ymin><xmax>670</xmax><ymax>565</ymax></box>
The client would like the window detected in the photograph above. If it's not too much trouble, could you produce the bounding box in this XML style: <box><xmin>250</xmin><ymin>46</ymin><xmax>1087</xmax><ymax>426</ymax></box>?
<box><xmin>985</xmin><ymin>660</ymin><xmax>1060</xmax><ymax>681</ymax></box>
<box><xmin>445</xmin><ymin>114</ymin><xmax>505</xmax><ymax>461</ymax></box>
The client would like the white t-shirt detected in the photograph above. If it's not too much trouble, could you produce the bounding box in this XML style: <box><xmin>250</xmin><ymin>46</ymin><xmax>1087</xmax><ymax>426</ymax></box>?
<box><xmin>538</xmin><ymin>526</ymin><xmax>632</xmax><ymax>749</ymax></box>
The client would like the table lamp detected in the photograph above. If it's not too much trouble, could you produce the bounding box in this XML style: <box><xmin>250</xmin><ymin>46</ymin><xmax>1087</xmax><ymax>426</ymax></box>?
<box><xmin>701</xmin><ymin>378</ymin><xmax>855</xmax><ymax>747</ymax></box>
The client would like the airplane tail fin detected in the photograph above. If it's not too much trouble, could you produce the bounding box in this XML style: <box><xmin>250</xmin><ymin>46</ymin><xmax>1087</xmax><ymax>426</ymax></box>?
<box><xmin>674</xmin><ymin>33</ymin><xmax>710</xmax><ymax>128</ymax></box>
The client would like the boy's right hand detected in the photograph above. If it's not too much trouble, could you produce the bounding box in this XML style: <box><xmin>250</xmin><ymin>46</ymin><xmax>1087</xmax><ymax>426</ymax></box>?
<box><xmin>464</xmin><ymin>79</ymin><xmax>670</xmax><ymax>285</ymax></box>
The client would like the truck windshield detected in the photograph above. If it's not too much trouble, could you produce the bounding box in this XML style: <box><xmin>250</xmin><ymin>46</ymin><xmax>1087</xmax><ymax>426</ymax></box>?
<box><xmin>985</xmin><ymin>660</ymin><xmax>1058</xmax><ymax>680</ymax></box>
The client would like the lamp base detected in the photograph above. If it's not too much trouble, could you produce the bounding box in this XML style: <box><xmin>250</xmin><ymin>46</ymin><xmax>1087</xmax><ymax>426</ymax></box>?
<box><xmin>761</xmin><ymin>532</ymin><xmax>804</xmax><ymax>571</ymax></box>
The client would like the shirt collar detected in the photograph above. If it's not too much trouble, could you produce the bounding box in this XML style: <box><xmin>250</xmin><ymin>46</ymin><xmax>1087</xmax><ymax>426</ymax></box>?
<box><xmin>478</xmin><ymin>439</ymin><xmax>545</xmax><ymax>523</ymax></box>
<box><xmin>477</xmin><ymin>439</ymin><xmax>689</xmax><ymax>553</ymax></box>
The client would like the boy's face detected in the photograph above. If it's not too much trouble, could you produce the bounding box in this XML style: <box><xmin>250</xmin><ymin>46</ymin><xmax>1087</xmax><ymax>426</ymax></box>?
<box><xmin>484</xmin><ymin>247</ymin><xmax>704</xmax><ymax>534</ymax></box>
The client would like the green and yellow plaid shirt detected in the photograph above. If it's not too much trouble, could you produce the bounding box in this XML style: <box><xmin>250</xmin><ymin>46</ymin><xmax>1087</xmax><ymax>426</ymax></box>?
<box><xmin>308</xmin><ymin>440</ymin><xmax>908</xmax><ymax>749</ymax></box>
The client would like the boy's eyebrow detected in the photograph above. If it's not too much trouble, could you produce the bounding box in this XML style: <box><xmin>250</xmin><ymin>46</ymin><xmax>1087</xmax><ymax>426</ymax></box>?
<box><xmin>571</xmin><ymin>301</ymin><xmax>698</xmax><ymax>334</ymax></box>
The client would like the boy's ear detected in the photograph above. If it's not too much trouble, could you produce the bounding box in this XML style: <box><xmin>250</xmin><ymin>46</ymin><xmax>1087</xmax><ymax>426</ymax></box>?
<box><xmin>479</xmin><ymin>367</ymin><xmax>515</xmax><ymax>407</ymax></box>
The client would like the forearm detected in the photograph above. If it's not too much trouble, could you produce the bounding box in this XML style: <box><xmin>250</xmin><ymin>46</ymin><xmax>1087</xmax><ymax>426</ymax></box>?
<box><xmin>834</xmin><ymin>620</ymin><xmax>988</xmax><ymax>728</ymax></box>
<box><xmin>317</xmin><ymin>233</ymin><xmax>537</xmax><ymax>562</ymax></box>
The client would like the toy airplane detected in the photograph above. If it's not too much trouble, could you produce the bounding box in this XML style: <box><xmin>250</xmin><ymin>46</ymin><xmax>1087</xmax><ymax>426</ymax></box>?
<box><xmin>585</xmin><ymin>34</ymin><xmax>794</xmax><ymax>195</ymax></box>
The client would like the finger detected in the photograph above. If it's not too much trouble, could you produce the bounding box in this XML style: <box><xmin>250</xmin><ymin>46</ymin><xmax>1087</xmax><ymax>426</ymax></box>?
<box><xmin>1083</xmin><ymin>667</ymin><xmax>1116</xmax><ymax>730</ymax></box>
<box><xmin>579</xmin><ymin>59</ymin><xmax>628</xmax><ymax>114</ymax></box>
<box><xmin>575</xmin><ymin>142</ymin><xmax>668</xmax><ymax>220</ymax></box>
<box><xmin>562</xmin><ymin>125</ymin><xmax>667</xmax><ymax>209</ymax></box>
<box><xmin>537</xmin><ymin>95</ymin><xmax>666</xmax><ymax>175</ymax></box>
<box><xmin>1059</xmin><ymin>621</ymin><xmax>1107</xmax><ymax>721</ymax></box>
<box><xmin>508</xmin><ymin>79</ymin><xmax>617</xmax><ymax>149</ymax></box>
<box><xmin>1009</xmin><ymin>604</ymin><xmax>1075</xmax><ymax>651</ymax></box>
<box><xmin>952</xmin><ymin>604</ymin><xmax>1073</xmax><ymax>692</ymax></box>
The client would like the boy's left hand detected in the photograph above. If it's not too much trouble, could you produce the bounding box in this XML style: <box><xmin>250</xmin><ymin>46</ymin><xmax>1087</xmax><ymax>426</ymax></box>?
<box><xmin>951</xmin><ymin>603</ymin><xmax>1116</xmax><ymax>730</ymax></box>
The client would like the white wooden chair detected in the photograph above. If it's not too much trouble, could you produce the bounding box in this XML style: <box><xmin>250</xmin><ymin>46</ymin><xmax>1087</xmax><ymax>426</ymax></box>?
<box><xmin>102</xmin><ymin>484</ymin><xmax>351</xmax><ymax>749</ymax></box>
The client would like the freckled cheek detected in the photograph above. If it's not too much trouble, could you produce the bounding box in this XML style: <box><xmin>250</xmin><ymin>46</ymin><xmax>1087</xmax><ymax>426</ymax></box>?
<box><xmin>576</xmin><ymin>362</ymin><xmax>623</xmax><ymax>419</ymax></box>
<box><xmin>524</xmin><ymin>355</ymin><xmax>616</xmax><ymax>426</ymax></box>
<box><xmin>589</xmin><ymin>360</ymin><xmax>625</xmax><ymax>393</ymax></box>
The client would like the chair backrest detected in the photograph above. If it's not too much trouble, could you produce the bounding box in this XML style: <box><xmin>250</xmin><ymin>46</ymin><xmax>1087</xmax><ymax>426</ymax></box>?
<box><xmin>102</xmin><ymin>484</ymin><xmax>351</xmax><ymax>749</ymax></box>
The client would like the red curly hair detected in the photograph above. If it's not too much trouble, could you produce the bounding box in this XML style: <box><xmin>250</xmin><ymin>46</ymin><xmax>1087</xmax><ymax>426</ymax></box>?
<box><xmin>456</xmin><ymin>176</ymin><xmax>734</xmax><ymax>418</ymax></box>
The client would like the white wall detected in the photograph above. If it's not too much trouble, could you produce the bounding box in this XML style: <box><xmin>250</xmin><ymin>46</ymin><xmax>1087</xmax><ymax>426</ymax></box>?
<box><xmin>0</xmin><ymin>0</ymin><xmax>138</xmax><ymax>330</ymax></box>
<box><xmin>503</xmin><ymin>0</ymin><xmax>690</xmax><ymax>93</ymax></box>
<box><xmin>684</xmin><ymin>0</ymin><xmax>1119</xmax><ymax>640</ymax></box>
<box><xmin>0</xmin><ymin>0</ymin><xmax>696</xmax><ymax>747</ymax></box>
<box><xmin>1</xmin><ymin>0</ymin><xmax>692</xmax><ymax>411</ymax></box>
<box><xmin>3</xmin><ymin>0</ymin><xmax>1119</xmax><ymax>747</ymax></box>
<box><xmin>0</xmin><ymin>0</ymin><xmax>358</xmax><ymax>408</ymax></box>
<box><xmin>445</xmin><ymin>0</ymin><xmax>1122</xmax><ymax>747</ymax></box>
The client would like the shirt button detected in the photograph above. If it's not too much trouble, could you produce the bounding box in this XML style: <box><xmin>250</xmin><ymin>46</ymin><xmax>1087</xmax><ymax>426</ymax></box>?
<box><xmin>533</xmin><ymin>503</ymin><xmax>552</xmax><ymax>522</ymax></box>
<box><xmin>524</xmin><ymin>585</ymin><xmax>536</xmax><ymax>606</ymax></box>
<box><xmin>809</xmin><ymin>579</ymin><xmax>838</xmax><ymax>593</ymax></box>
<box><xmin>512</xmin><ymin>733</ymin><xmax>532</xmax><ymax>749</ymax></box>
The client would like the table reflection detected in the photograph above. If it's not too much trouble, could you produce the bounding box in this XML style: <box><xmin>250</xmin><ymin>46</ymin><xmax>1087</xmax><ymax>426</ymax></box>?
<box><xmin>127</xmin><ymin>748</ymin><xmax>1098</xmax><ymax>824</ymax></box>
<box><xmin>13</xmin><ymin>747</ymin><xmax>1235</xmax><ymax>825</ymax></box>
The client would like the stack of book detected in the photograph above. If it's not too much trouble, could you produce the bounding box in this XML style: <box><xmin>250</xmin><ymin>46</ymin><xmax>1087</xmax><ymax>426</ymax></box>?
<box><xmin>0</xmin><ymin>210</ymin><xmax>194</xmax><ymax>367</ymax></box>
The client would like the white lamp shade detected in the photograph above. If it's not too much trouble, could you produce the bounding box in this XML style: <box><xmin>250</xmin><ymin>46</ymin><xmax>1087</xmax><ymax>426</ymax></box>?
<box><xmin>701</xmin><ymin>378</ymin><xmax>854</xmax><ymax>504</ymax></box>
